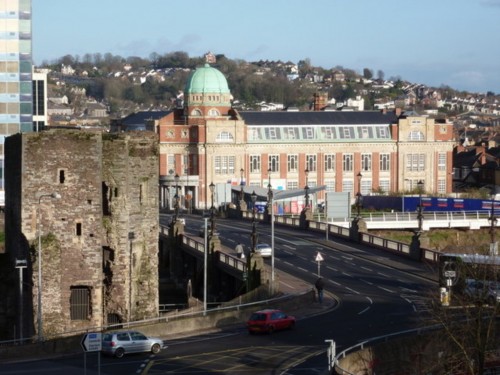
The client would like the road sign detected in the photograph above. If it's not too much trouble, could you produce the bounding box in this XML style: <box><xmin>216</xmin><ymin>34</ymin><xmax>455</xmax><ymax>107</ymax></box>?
<box><xmin>315</xmin><ymin>252</ymin><xmax>324</xmax><ymax>262</ymax></box>
<box><xmin>81</xmin><ymin>332</ymin><xmax>102</xmax><ymax>352</ymax></box>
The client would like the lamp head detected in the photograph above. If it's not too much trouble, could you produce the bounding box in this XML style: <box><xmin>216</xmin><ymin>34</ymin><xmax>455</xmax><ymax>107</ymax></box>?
<box><xmin>209</xmin><ymin>182</ymin><xmax>215</xmax><ymax>193</ymax></box>
<box><xmin>357</xmin><ymin>172</ymin><xmax>363</xmax><ymax>182</ymax></box>
<box><xmin>251</xmin><ymin>190</ymin><xmax>257</xmax><ymax>204</ymax></box>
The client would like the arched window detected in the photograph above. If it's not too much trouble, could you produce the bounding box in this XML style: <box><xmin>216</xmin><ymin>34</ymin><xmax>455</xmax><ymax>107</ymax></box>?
<box><xmin>408</xmin><ymin>130</ymin><xmax>425</xmax><ymax>141</ymax></box>
<box><xmin>191</xmin><ymin>108</ymin><xmax>202</xmax><ymax>116</ymax></box>
<box><xmin>216</xmin><ymin>131</ymin><xmax>234</xmax><ymax>142</ymax></box>
<box><xmin>208</xmin><ymin>108</ymin><xmax>220</xmax><ymax>116</ymax></box>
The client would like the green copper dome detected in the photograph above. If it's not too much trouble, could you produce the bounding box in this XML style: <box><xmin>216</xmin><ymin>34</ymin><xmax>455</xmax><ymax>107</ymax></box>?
<box><xmin>185</xmin><ymin>64</ymin><xmax>230</xmax><ymax>94</ymax></box>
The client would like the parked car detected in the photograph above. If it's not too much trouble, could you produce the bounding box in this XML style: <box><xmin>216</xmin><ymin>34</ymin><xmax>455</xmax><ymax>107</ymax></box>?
<box><xmin>464</xmin><ymin>279</ymin><xmax>500</xmax><ymax>305</ymax></box>
<box><xmin>101</xmin><ymin>331</ymin><xmax>166</xmax><ymax>358</ymax></box>
<box><xmin>247</xmin><ymin>309</ymin><xmax>295</xmax><ymax>334</ymax></box>
<box><xmin>255</xmin><ymin>243</ymin><xmax>272</xmax><ymax>258</ymax></box>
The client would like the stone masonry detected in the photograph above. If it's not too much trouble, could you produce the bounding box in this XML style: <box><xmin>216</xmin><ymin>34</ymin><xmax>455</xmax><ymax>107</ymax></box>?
<box><xmin>4</xmin><ymin>130</ymin><xmax>159</xmax><ymax>339</ymax></box>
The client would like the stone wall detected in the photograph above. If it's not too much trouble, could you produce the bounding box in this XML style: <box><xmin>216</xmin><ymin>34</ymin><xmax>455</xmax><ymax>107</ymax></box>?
<box><xmin>3</xmin><ymin>130</ymin><xmax>159</xmax><ymax>340</ymax></box>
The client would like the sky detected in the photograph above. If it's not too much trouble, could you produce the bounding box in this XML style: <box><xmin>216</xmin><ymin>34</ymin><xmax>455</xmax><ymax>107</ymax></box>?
<box><xmin>32</xmin><ymin>0</ymin><xmax>500</xmax><ymax>94</ymax></box>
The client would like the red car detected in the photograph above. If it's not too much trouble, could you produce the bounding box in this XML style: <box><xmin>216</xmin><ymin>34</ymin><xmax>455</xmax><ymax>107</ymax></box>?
<box><xmin>246</xmin><ymin>309</ymin><xmax>295</xmax><ymax>334</ymax></box>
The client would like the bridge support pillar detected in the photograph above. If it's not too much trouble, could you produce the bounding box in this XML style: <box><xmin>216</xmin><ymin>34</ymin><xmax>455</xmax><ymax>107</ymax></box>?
<box><xmin>300</xmin><ymin>208</ymin><xmax>312</xmax><ymax>229</ymax></box>
<box><xmin>350</xmin><ymin>218</ymin><xmax>366</xmax><ymax>242</ymax></box>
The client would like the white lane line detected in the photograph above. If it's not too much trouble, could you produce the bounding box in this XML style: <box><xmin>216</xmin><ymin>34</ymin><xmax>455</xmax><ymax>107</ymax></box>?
<box><xmin>342</xmin><ymin>272</ymin><xmax>351</xmax><ymax>277</ymax></box>
<box><xmin>377</xmin><ymin>286</ymin><xmax>395</xmax><ymax>294</ymax></box>
<box><xmin>326</xmin><ymin>266</ymin><xmax>338</xmax><ymax>272</ymax></box>
<box><xmin>377</xmin><ymin>272</ymin><xmax>389</xmax><ymax>278</ymax></box>
<box><xmin>298</xmin><ymin>267</ymin><xmax>308</xmax><ymax>273</ymax></box>
<box><xmin>358</xmin><ymin>306</ymin><xmax>370</xmax><ymax>315</ymax></box>
<box><xmin>360</xmin><ymin>266</ymin><xmax>372</xmax><ymax>272</ymax></box>
<box><xmin>400</xmin><ymin>287</ymin><xmax>418</xmax><ymax>293</ymax></box>
<box><xmin>284</xmin><ymin>245</ymin><xmax>295</xmax><ymax>250</ymax></box>
<box><xmin>329</xmin><ymin>280</ymin><xmax>341</xmax><ymax>286</ymax></box>
<box><xmin>360</xmin><ymin>278</ymin><xmax>373</xmax><ymax>285</ymax></box>
<box><xmin>345</xmin><ymin>287</ymin><xmax>360</xmax><ymax>294</ymax></box>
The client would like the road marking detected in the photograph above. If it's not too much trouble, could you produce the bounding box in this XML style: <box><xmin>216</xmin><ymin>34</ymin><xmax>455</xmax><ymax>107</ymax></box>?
<box><xmin>360</xmin><ymin>278</ymin><xmax>373</xmax><ymax>285</ymax></box>
<box><xmin>361</xmin><ymin>266</ymin><xmax>372</xmax><ymax>272</ymax></box>
<box><xmin>345</xmin><ymin>287</ymin><xmax>360</xmax><ymax>294</ymax></box>
<box><xmin>342</xmin><ymin>272</ymin><xmax>351</xmax><ymax>277</ymax></box>
<box><xmin>377</xmin><ymin>272</ymin><xmax>389</xmax><ymax>277</ymax></box>
<box><xmin>358</xmin><ymin>306</ymin><xmax>370</xmax><ymax>315</ymax></box>
<box><xmin>326</xmin><ymin>266</ymin><xmax>338</xmax><ymax>272</ymax></box>
<box><xmin>377</xmin><ymin>286</ymin><xmax>395</xmax><ymax>293</ymax></box>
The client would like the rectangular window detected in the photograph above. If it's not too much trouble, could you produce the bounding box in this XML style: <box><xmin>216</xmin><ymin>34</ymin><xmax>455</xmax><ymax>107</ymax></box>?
<box><xmin>288</xmin><ymin>154</ymin><xmax>298</xmax><ymax>172</ymax></box>
<box><xmin>380</xmin><ymin>153</ymin><xmax>390</xmax><ymax>171</ymax></box>
<box><xmin>343</xmin><ymin>154</ymin><xmax>353</xmax><ymax>172</ymax></box>
<box><xmin>379</xmin><ymin>179</ymin><xmax>390</xmax><ymax>193</ymax></box>
<box><xmin>268</xmin><ymin>155</ymin><xmax>279</xmax><ymax>173</ymax></box>
<box><xmin>323</xmin><ymin>127</ymin><xmax>335</xmax><ymax>139</ymax></box>
<box><xmin>438</xmin><ymin>179</ymin><xmax>446</xmax><ymax>193</ymax></box>
<box><xmin>70</xmin><ymin>286</ymin><xmax>91</xmax><ymax>320</ymax></box>
<box><xmin>325</xmin><ymin>179</ymin><xmax>335</xmax><ymax>191</ymax></box>
<box><xmin>287</xmin><ymin>181</ymin><xmax>298</xmax><ymax>190</ymax></box>
<box><xmin>361</xmin><ymin>179</ymin><xmax>372</xmax><ymax>195</ymax></box>
<box><xmin>183</xmin><ymin>155</ymin><xmax>189</xmax><ymax>174</ymax></box>
<box><xmin>303</xmin><ymin>127</ymin><xmax>314</xmax><ymax>139</ymax></box>
<box><xmin>285</xmin><ymin>127</ymin><xmax>297</xmax><ymax>139</ymax></box>
<box><xmin>306</xmin><ymin>154</ymin><xmax>316</xmax><ymax>172</ymax></box>
<box><xmin>167</xmin><ymin>155</ymin><xmax>175</xmax><ymax>173</ymax></box>
<box><xmin>324</xmin><ymin>154</ymin><xmax>335</xmax><ymax>172</ymax></box>
<box><xmin>361</xmin><ymin>154</ymin><xmax>371</xmax><ymax>172</ymax></box>
<box><xmin>342</xmin><ymin>180</ymin><xmax>353</xmax><ymax>194</ymax></box>
<box><xmin>214</xmin><ymin>156</ymin><xmax>235</xmax><ymax>174</ymax></box>
<box><xmin>250</xmin><ymin>155</ymin><xmax>260</xmax><ymax>173</ymax></box>
<box><xmin>438</xmin><ymin>152</ymin><xmax>446</xmax><ymax>171</ymax></box>
<box><xmin>266</xmin><ymin>127</ymin><xmax>278</xmax><ymax>140</ymax></box>
<box><xmin>407</xmin><ymin>154</ymin><xmax>425</xmax><ymax>172</ymax></box>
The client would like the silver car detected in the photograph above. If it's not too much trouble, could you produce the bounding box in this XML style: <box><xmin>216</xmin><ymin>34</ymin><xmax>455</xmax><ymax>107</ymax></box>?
<box><xmin>101</xmin><ymin>330</ymin><xmax>166</xmax><ymax>358</ymax></box>
<box><xmin>255</xmin><ymin>243</ymin><xmax>272</xmax><ymax>258</ymax></box>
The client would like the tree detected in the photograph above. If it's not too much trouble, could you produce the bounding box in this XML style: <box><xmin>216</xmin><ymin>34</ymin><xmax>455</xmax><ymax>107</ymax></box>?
<box><xmin>363</xmin><ymin>68</ymin><xmax>373</xmax><ymax>80</ymax></box>
<box><xmin>424</xmin><ymin>257</ymin><xmax>499</xmax><ymax>374</ymax></box>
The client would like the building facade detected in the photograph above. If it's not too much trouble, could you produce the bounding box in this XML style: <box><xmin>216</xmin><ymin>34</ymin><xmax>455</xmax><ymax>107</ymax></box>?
<box><xmin>155</xmin><ymin>63</ymin><xmax>455</xmax><ymax>211</ymax></box>
<box><xmin>4</xmin><ymin>130</ymin><xmax>159</xmax><ymax>339</ymax></box>
<box><xmin>0</xmin><ymin>0</ymin><xmax>32</xmax><ymax>195</ymax></box>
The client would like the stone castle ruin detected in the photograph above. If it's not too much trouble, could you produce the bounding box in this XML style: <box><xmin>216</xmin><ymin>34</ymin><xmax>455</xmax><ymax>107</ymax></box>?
<box><xmin>4</xmin><ymin>130</ymin><xmax>159</xmax><ymax>339</ymax></box>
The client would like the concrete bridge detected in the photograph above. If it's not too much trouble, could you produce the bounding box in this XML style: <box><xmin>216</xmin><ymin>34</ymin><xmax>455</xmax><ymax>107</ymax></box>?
<box><xmin>326</xmin><ymin>210</ymin><xmax>495</xmax><ymax>231</ymax></box>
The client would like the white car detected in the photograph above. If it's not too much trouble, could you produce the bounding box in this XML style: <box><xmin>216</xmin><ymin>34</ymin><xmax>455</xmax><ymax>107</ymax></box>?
<box><xmin>255</xmin><ymin>243</ymin><xmax>272</xmax><ymax>258</ymax></box>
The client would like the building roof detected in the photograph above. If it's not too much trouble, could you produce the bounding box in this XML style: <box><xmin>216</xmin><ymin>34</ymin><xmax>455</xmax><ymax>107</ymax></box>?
<box><xmin>238</xmin><ymin>110</ymin><xmax>398</xmax><ymax>126</ymax></box>
<box><xmin>184</xmin><ymin>64</ymin><xmax>230</xmax><ymax>94</ymax></box>
<box><xmin>121</xmin><ymin>111</ymin><xmax>172</xmax><ymax>126</ymax></box>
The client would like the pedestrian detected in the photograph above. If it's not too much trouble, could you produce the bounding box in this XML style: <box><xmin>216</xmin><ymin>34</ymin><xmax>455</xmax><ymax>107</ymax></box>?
<box><xmin>315</xmin><ymin>277</ymin><xmax>324</xmax><ymax>303</ymax></box>
<box><xmin>235</xmin><ymin>243</ymin><xmax>244</xmax><ymax>259</ymax></box>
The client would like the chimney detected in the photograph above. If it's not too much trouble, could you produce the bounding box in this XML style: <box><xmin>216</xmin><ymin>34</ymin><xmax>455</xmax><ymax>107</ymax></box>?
<box><xmin>313</xmin><ymin>92</ymin><xmax>328</xmax><ymax>111</ymax></box>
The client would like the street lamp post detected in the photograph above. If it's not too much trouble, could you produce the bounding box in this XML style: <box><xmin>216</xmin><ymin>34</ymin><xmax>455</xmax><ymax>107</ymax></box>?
<box><xmin>489</xmin><ymin>193</ymin><xmax>498</xmax><ymax>255</ymax></box>
<box><xmin>304</xmin><ymin>168</ymin><xmax>310</xmax><ymax>210</ymax></box>
<box><xmin>266</xmin><ymin>170</ymin><xmax>275</xmax><ymax>291</ymax></box>
<box><xmin>173</xmin><ymin>174</ymin><xmax>180</xmax><ymax>223</ymax></box>
<box><xmin>239</xmin><ymin>168</ymin><xmax>244</xmax><ymax>203</ymax></box>
<box><xmin>250</xmin><ymin>191</ymin><xmax>258</xmax><ymax>253</ymax></box>
<box><xmin>37</xmin><ymin>192</ymin><xmax>61</xmax><ymax>342</ymax></box>
<box><xmin>416</xmin><ymin>180</ymin><xmax>424</xmax><ymax>233</ymax></box>
<box><xmin>356</xmin><ymin>172</ymin><xmax>363</xmax><ymax>219</ymax></box>
<box><xmin>209</xmin><ymin>182</ymin><xmax>216</xmax><ymax>237</ymax></box>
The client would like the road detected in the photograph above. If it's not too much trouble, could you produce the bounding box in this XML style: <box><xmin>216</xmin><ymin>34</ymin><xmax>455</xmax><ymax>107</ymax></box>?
<box><xmin>1</xmin><ymin>214</ymin><xmax>437</xmax><ymax>374</ymax></box>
